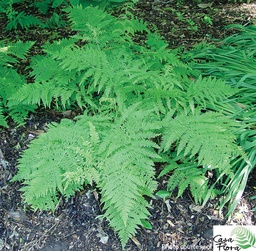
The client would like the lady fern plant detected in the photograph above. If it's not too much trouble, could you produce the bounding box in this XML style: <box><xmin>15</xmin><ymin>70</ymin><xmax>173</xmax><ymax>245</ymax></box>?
<box><xmin>10</xmin><ymin>4</ymin><xmax>250</xmax><ymax>249</ymax></box>
<box><xmin>12</xmin><ymin>104</ymin><xmax>162</xmax><ymax>248</ymax></box>
<box><xmin>9</xmin><ymin>4</ymin><xmax>192</xmax><ymax>114</ymax></box>
<box><xmin>0</xmin><ymin>41</ymin><xmax>36</xmax><ymax>125</ymax></box>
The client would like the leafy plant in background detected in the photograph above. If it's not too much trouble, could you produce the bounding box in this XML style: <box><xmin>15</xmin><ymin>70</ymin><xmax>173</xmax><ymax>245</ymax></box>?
<box><xmin>0</xmin><ymin>41</ymin><xmax>36</xmax><ymax>125</ymax></box>
<box><xmin>0</xmin><ymin>0</ymin><xmax>127</xmax><ymax>31</ymax></box>
<box><xmin>0</xmin><ymin>106</ymin><xmax>7</xmax><ymax>128</ymax></box>
<box><xmin>0</xmin><ymin>0</ymin><xmax>52</xmax><ymax>30</ymax></box>
<box><xmin>229</xmin><ymin>0</ymin><xmax>251</xmax><ymax>3</ymax></box>
<box><xmin>182</xmin><ymin>24</ymin><xmax>256</xmax><ymax>216</ymax></box>
<box><xmin>203</xmin><ymin>15</ymin><xmax>212</xmax><ymax>26</ymax></box>
<box><xmin>186</xmin><ymin>18</ymin><xmax>198</xmax><ymax>31</ymax></box>
<box><xmin>173</xmin><ymin>0</ymin><xmax>251</xmax><ymax>3</ymax></box>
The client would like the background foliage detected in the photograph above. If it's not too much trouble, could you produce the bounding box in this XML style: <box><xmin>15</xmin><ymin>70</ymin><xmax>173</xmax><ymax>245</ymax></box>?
<box><xmin>182</xmin><ymin>24</ymin><xmax>256</xmax><ymax>215</ymax></box>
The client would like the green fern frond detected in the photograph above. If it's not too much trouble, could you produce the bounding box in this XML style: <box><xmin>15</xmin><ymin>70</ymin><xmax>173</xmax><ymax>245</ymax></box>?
<box><xmin>30</xmin><ymin>55</ymin><xmax>63</xmax><ymax>82</ymax></box>
<box><xmin>0</xmin><ymin>41</ymin><xmax>35</xmax><ymax>124</ymax></box>
<box><xmin>0</xmin><ymin>41</ymin><xmax>34</xmax><ymax>64</ymax></box>
<box><xmin>0</xmin><ymin>103</ymin><xmax>7</xmax><ymax>128</ymax></box>
<box><xmin>101</xmin><ymin>167</ymin><xmax>151</xmax><ymax>248</ymax></box>
<box><xmin>0</xmin><ymin>67</ymin><xmax>25</xmax><ymax>103</ymax></box>
<box><xmin>9</xmin><ymin>80</ymin><xmax>96</xmax><ymax>110</ymax></box>
<box><xmin>42</xmin><ymin>38</ymin><xmax>79</xmax><ymax>55</ymax></box>
<box><xmin>64</xmin><ymin>5</ymin><xmax>116</xmax><ymax>44</ymax></box>
<box><xmin>48</xmin><ymin>42</ymin><xmax>114</xmax><ymax>95</ymax></box>
<box><xmin>52</xmin><ymin>0</ymin><xmax>66</xmax><ymax>8</ymax></box>
<box><xmin>34</xmin><ymin>0</ymin><xmax>52</xmax><ymax>14</ymax></box>
<box><xmin>6</xmin><ymin>12</ymin><xmax>45</xmax><ymax>30</ymax></box>
<box><xmin>187</xmin><ymin>75</ymin><xmax>237</xmax><ymax>109</ymax></box>
<box><xmin>12</xmin><ymin>119</ymin><xmax>98</xmax><ymax>210</ymax></box>
<box><xmin>6</xmin><ymin>41</ymin><xmax>35</xmax><ymax>59</ymax></box>
<box><xmin>120</xmin><ymin>16</ymin><xmax>149</xmax><ymax>36</ymax></box>
<box><xmin>161</xmin><ymin>111</ymin><xmax>241</xmax><ymax>169</ymax></box>
<box><xmin>166</xmin><ymin>163</ymin><xmax>209</xmax><ymax>204</ymax></box>
<box><xmin>0</xmin><ymin>42</ymin><xmax>35</xmax><ymax>124</ymax></box>
<box><xmin>62</xmin><ymin>142</ymin><xmax>100</xmax><ymax>193</ymax></box>
<box><xmin>56</xmin><ymin>45</ymin><xmax>102</xmax><ymax>72</ymax></box>
<box><xmin>12</xmin><ymin>105</ymin><xmax>161</xmax><ymax>247</ymax></box>
<box><xmin>189</xmin><ymin>171</ymin><xmax>209</xmax><ymax>204</ymax></box>
<box><xmin>56</xmin><ymin>44</ymin><xmax>111</xmax><ymax>95</ymax></box>
<box><xmin>7</xmin><ymin>102</ymin><xmax>37</xmax><ymax>125</ymax></box>
<box><xmin>9</xmin><ymin>82</ymin><xmax>63</xmax><ymax>107</ymax></box>
<box><xmin>65</xmin><ymin>5</ymin><xmax>149</xmax><ymax>47</ymax></box>
<box><xmin>98</xmin><ymin>106</ymin><xmax>161</xmax><ymax>248</ymax></box>
<box><xmin>146</xmin><ymin>33</ymin><xmax>178</xmax><ymax>64</ymax></box>
<box><xmin>144</xmin><ymin>80</ymin><xmax>187</xmax><ymax>115</ymax></box>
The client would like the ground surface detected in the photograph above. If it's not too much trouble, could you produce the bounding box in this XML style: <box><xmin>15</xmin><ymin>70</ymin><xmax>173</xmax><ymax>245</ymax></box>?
<box><xmin>0</xmin><ymin>1</ymin><xmax>256</xmax><ymax>250</ymax></box>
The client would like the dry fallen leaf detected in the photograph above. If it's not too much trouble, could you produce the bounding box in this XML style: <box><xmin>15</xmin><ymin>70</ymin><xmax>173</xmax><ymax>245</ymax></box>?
<box><xmin>167</xmin><ymin>219</ymin><xmax>175</xmax><ymax>227</ymax></box>
<box><xmin>131</xmin><ymin>236</ymin><xmax>142</xmax><ymax>249</ymax></box>
<box><xmin>189</xmin><ymin>204</ymin><xmax>202</xmax><ymax>212</ymax></box>
<box><xmin>164</xmin><ymin>199</ymin><xmax>172</xmax><ymax>212</ymax></box>
<box><xmin>198</xmin><ymin>3</ymin><xmax>213</xmax><ymax>9</ymax></box>
<box><xmin>96</xmin><ymin>226</ymin><xmax>109</xmax><ymax>244</ymax></box>
<box><xmin>28</xmin><ymin>130</ymin><xmax>45</xmax><ymax>135</ymax></box>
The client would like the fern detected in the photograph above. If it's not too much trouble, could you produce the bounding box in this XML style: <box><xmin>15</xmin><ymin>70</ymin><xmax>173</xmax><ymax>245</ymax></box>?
<box><xmin>9</xmin><ymin>82</ymin><xmax>80</xmax><ymax>109</ymax></box>
<box><xmin>81</xmin><ymin>104</ymin><xmax>161</xmax><ymax>247</ymax></box>
<box><xmin>0</xmin><ymin>41</ymin><xmax>35</xmax><ymax>124</ymax></box>
<box><xmin>11</xmin><ymin>118</ymin><xmax>102</xmax><ymax>210</ymax></box>
<box><xmin>1</xmin><ymin>0</ymin><xmax>70</xmax><ymax>30</ymax></box>
<box><xmin>158</xmin><ymin>156</ymin><xmax>221</xmax><ymax>204</ymax></box>
<box><xmin>98</xmin><ymin>105</ymin><xmax>161</xmax><ymax>248</ymax></box>
<box><xmin>0</xmin><ymin>103</ymin><xmax>7</xmax><ymax>128</ymax></box>
<box><xmin>6</xmin><ymin>11</ymin><xmax>45</xmax><ymax>30</ymax></box>
<box><xmin>34</xmin><ymin>0</ymin><xmax>52</xmax><ymax>14</ymax></box>
<box><xmin>7</xmin><ymin>5</ymin><xmax>194</xmax><ymax>121</ymax></box>
<box><xmin>159</xmin><ymin>110</ymin><xmax>246</xmax><ymax>207</ymax></box>
<box><xmin>167</xmin><ymin>163</ymin><xmax>209</xmax><ymax>204</ymax></box>
<box><xmin>64</xmin><ymin>5</ymin><xmax>118</xmax><ymax>45</ymax></box>
<box><xmin>9</xmin><ymin>4</ymin><xmax>254</xmax><ymax>249</ymax></box>
<box><xmin>0</xmin><ymin>40</ymin><xmax>34</xmax><ymax>64</ymax></box>
<box><xmin>65</xmin><ymin>5</ymin><xmax>148</xmax><ymax>44</ymax></box>
<box><xmin>12</xmin><ymin>104</ymin><xmax>161</xmax><ymax>248</ymax></box>
<box><xmin>187</xmin><ymin>75</ymin><xmax>237</xmax><ymax>110</ymax></box>
<box><xmin>161</xmin><ymin>111</ymin><xmax>241</xmax><ymax>170</ymax></box>
<box><xmin>9</xmin><ymin>42</ymin><xmax>98</xmax><ymax>110</ymax></box>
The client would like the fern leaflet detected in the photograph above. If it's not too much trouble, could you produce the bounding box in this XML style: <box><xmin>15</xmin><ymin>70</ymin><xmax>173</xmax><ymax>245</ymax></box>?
<box><xmin>161</xmin><ymin>111</ymin><xmax>241</xmax><ymax>170</ymax></box>
<box><xmin>0</xmin><ymin>104</ymin><xmax>7</xmax><ymax>128</ymax></box>
<box><xmin>98</xmin><ymin>105</ymin><xmax>161</xmax><ymax>248</ymax></box>
<box><xmin>12</xmin><ymin>119</ymin><xmax>100</xmax><ymax>210</ymax></box>
<box><xmin>6</xmin><ymin>12</ymin><xmax>45</xmax><ymax>30</ymax></box>
<box><xmin>187</xmin><ymin>75</ymin><xmax>237</xmax><ymax>109</ymax></box>
<box><xmin>166</xmin><ymin>163</ymin><xmax>209</xmax><ymax>204</ymax></box>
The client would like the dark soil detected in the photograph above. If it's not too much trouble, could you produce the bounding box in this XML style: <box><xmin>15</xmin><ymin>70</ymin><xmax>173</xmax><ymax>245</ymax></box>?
<box><xmin>1</xmin><ymin>1</ymin><xmax>256</xmax><ymax>251</ymax></box>
<box><xmin>132</xmin><ymin>1</ymin><xmax>256</xmax><ymax>48</ymax></box>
